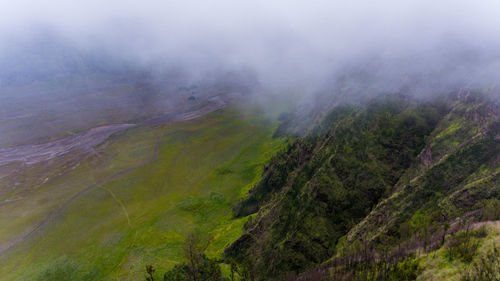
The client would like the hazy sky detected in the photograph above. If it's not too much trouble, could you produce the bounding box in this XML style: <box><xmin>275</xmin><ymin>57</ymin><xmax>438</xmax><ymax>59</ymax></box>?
<box><xmin>1</xmin><ymin>0</ymin><xmax>500</xmax><ymax>95</ymax></box>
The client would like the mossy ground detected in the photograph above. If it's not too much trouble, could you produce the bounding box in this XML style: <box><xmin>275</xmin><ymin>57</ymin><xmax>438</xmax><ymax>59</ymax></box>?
<box><xmin>0</xmin><ymin>108</ymin><xmax>284</xmax><ymax>280</ymax></box>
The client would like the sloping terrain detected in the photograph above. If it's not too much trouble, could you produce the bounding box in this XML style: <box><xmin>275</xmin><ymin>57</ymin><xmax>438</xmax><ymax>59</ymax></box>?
<box><xmin>347</xmin><ymin>91</ymin><xmax>499</xmax><ymax>244</ymax></box>
<box><xmin>0</xmin><ymin>107</ymin><xmax>284</xmax><ymax>280</ymax></box>
<box><xmin>226</xmin><ymin>92</ymin><xmax>499</xmax><ymax>280</ymax></box>
<box><xmin>0</xmin><ymin>90</ymin><xmax>497</xmax><ymax>281</ymax></box>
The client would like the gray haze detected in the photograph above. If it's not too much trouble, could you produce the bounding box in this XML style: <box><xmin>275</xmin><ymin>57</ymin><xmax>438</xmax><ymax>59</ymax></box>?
<box><xmin>1</xmin><ymin>0</ymin><xmax>500</xmax><ymax>146</ymax></box>
<box><xmin>1</xmin><ymin>0</ymin><xmax>500</xmax><ymax>92</ymax></box>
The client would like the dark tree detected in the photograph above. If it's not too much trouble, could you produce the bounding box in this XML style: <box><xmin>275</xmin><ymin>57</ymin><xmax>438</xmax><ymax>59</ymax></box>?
<box><xmin>145</xmin><ymin>265</ymin><xmax>155</xmax><ymax>281</ymax></box>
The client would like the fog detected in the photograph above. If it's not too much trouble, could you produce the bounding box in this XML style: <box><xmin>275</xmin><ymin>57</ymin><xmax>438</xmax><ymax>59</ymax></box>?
<box><xmin>2</xmin><ymin>0</ymin><xmax>500</xmax><ymax>91</ymax></box>
<box><xmin>1</xmin><ymin>0</ymin><xmax>500</xmax><ymax>145</ymax></box>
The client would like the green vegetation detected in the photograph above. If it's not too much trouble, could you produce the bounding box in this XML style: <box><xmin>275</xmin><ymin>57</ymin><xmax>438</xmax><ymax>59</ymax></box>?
<box><xmin>1</xmin><ymin>92</ymin><xmax>498</xmax><ymax>280</ymax></box>
<box><xmin>418</xmin><ymin>222</ymin><xmax>500</xmax><ymax>280</ymax></box>
<box><xmin>462</xmin><ymin>245</ymin><xmax>500</xmax><ymax>281</ymax></box>
<box><xmin>227</xmin><ymin>95</ymin><xmax>449</xmax><ymax>277</ymax></box>
<box><xmin>227</xmin><ymin>93</ymin><xmax>499</xmax><ymax>280</ymax></box>
<box><xmin>160</xmin><ymin>232</ymin><xmax>222</xmax><ymax>281</ymax></box>
<box><xmin>0</xmin><ymin>108</ymin><xmax>284</xmax><ymax>280</ymax></box>
<box><xmin>444</xmin><ymin>225</ymin><xmax>486</xmax><ymax>263</ymax></box>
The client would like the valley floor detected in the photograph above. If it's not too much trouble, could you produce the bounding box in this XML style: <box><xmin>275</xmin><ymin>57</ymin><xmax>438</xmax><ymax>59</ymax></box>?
<box><xmin>0</xmin><ymin>107</ymin><xmax>284</xmax><ymax>280</ymax></box>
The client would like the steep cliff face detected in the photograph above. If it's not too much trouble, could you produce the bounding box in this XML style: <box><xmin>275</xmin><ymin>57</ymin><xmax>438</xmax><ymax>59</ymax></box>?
<box><xmin>226</xmin><ymin>92</ymin><xmax>500</xmax><ymax>279</ymax></box>
<box><xmin>347</xmin><ymin>92</ymin><xmax>500</xmax><ymax>243</ymax></box>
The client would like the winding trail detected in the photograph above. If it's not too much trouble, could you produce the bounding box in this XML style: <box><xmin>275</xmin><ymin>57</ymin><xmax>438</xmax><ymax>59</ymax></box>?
<box><xmin>0</xmin><ymin>96</ymin><xmax>226</xmax><ymax>257</ymax></box>
<box><xmin>0</xmin><ymin>153</ymin><xmax>153</xmax><ymax>256</ymax></box>
<box><xmin>100</xmin><ymin>186</ymin><xmax>132</xmax><ymax>227</ymax></box>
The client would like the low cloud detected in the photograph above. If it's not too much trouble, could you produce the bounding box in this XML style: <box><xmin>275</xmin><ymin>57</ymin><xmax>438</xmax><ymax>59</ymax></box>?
<box><xmin>1</xmin><ymin>0</ymin><xmax>500</xmax><ymax>98</ymax></box>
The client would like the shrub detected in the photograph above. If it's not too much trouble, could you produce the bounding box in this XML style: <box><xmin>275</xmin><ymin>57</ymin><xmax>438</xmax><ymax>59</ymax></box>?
<box><xmin>444</xmin><ymin>225</ymin><xmax>485</xmax><ymax>263</ymax></box>
<box><xmin>480</xmin><ymin>199</ymin><xmax>500</xmax><ymax>221</ymax></box>
<box><xmin>461</xmin><ymin>246</ymin><xmax>500</xmax><ymax>281</ymax></box>
<box><xmin>163</xmin><ymin>256</ymin><xmax>222</xmax><ymax>281</ymax></box>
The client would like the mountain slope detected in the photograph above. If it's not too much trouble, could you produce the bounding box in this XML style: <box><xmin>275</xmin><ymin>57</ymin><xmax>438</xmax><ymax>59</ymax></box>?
<box><xmin>348</xmin><ymin>91</ymin><xmax>499</xmax><ymax>244</ymax></box>
<box><xmin>226</xmin><ymin>92</ymin><xmax>500</xmax><ymax>279</ymax></box>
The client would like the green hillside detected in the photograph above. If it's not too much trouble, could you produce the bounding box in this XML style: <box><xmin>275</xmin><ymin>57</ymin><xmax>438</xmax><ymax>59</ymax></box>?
<box><xmin>226</xmin><ymin>92</ymin><xmax>500</xmax><ymax>280</ymax></box>
<box><xmin>0</xmin><ymin>108</ymin><xmax>284</xmax><ymax>280</ymax></box>
<box><xmin>1</xmin><ymin>92</ymin><xmax>498</xmax><ymax>281</ymax></box>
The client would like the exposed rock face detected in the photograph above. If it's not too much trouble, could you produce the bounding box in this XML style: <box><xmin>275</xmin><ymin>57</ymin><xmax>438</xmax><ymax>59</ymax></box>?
<box><xmin>419</xmin><ymin>146</ymin><xmax>433</xmax><ymax>167</ymax></box>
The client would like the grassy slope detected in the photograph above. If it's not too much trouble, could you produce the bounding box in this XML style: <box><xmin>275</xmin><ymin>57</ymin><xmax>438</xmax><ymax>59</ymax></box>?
<box><xmin>0</xmin><ymin>125</ymin><xmax>161</xmax><ymax>255</ymax></box>
<box><xmin>417</xmin><ymin>221</ymin><xmax>500</xmax><ymax>280</ymax></box>
<box><xmin>347</xmin><ymin>96</ymin><xmax>499</xmax><ymax>243</ymax></box>
<box><xmin>227</xmin><ymin>94</ymin><xmax>499</xmax><ymax>279</ymax></box>
<box><xmin>227</xmin><ymin>96</ymin><xmax>448</xmax><ymax>277</ymax></box>
<box><xmin>0</xmin><ymin>108</ymin><xmax>284</xmax><ymax>280</ymax></box>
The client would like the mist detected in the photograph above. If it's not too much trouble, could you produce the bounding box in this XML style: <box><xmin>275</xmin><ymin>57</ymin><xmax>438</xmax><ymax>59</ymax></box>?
<box><xmin>2</xmin><ymin>0</ymin><xmax>500</xmax><ymax>91</ymax></box>
<box><xmin>1</xmin><ymin>0</ymin><xmax>500</xmax><ymax>146</ymax></box>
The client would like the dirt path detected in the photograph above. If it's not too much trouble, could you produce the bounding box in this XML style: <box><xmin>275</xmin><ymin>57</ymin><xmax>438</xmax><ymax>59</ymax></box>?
<box><xmin>0</xmin><ymin>96</ymin><xmax>226</xmax><ymax>256</ymax></box>
<box><xmin>99</xmin><ymin>186</ymin><xmax>132</xmax><ymax>226</ymax></box>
